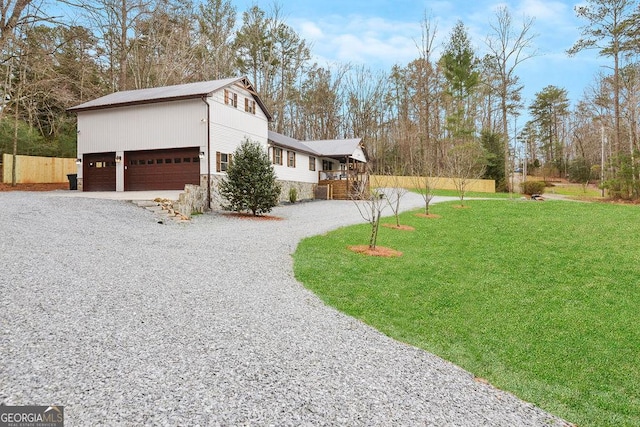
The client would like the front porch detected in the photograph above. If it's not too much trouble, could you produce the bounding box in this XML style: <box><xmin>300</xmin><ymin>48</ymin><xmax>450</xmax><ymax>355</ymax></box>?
<box><xmin>317</xmin><ymin>163</ymin><xmax>369</xmax><ymax>200</ymax></box>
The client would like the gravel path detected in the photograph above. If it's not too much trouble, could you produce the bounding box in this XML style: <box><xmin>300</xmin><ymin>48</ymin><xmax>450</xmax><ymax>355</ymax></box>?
<box><xmin>0</xmin><ymin>191</ymin><xmax>570</xmax><ymax>426</ymax></box>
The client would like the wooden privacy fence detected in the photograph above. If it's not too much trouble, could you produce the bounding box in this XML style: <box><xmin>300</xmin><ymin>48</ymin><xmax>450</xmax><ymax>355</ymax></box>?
<box><xmin>370</xmin><ymin>174</ymin><xmax>495</xmax><ymax>193</ymax></box>
<box><xmin>2</xmin><ymin>154</ymin><xmax>77</xmax><ymax>184</ymax></box>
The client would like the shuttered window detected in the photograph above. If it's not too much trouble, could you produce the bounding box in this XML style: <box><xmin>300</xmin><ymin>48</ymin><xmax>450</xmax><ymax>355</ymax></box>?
<box><xmin>224</xmin><ymin>89</ymin><xmax>237</xmax><ymax>108</ymax></box>
<box><xmin>287</xmin><ymin>151</ymin><xmax>296</xmax><ymax>168</ymax></box>
<box><xmin>216</xmin><ymin>151</ymin><xmax>232</xmax><ymax>172</ymax></box>
<box><xmin>272</xmin><ymin>147</ymin><xmax>283</xmax><ymax>165</ymax></box>
<box><xmin>244</xmin><ymin>98</ymin><xmax>256</xmax><ymax>114</ymax></box>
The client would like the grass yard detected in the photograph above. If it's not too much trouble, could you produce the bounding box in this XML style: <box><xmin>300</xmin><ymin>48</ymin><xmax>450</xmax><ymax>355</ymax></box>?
<box><xmin>293</xmin><ymin>200</ymin><xmax>640</xmax><ymax>427</ymax></box>
<box><xmin>429</xmin><ymin>188</ymin><xmax>512</xmax><ymax>198</ymax></box>
<box><xmin>546</xmin><ymin>183</ymin><xmax>603</xmax><ymax>199</ymax></box>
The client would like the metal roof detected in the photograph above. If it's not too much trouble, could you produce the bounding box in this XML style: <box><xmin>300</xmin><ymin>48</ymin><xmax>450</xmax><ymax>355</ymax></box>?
<box><xmin>304</xmin><ymin>138</ymin><xmax>363</xmax><ymax>157</ymax></box>
<box><xmin>268</xmin><ymin>131</ymin><xmax>365</xmax><ymax>160</ymax></box>
<box><xmin>68</xmin><ymin>77</ymin><xmax>272</xmax><ymax>120</ymax></box>
<box><xmin>267</xmin><ymin>131</ymin><xmax>320</xmax><ymax>155</ymax></box>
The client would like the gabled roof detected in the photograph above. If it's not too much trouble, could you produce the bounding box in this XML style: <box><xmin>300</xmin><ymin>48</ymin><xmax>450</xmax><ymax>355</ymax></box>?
<box><xmin>304</xmin><ymin>138</ymin><xmax>364</xmax><ymax>158</ymax></box>
<box><xmin>267</xmin><ymin>131</ymin><xmax>320</xmax><ymax>156</ymax></box>
<box><xmin>268</xmin><ymin>131</ymin><xmax>366</xmax><ymax>162</ymax></box>
<box><xmin>68</xmin><ymin>77</ymin><xmax>272</xmax><ymax>120</ymax></box>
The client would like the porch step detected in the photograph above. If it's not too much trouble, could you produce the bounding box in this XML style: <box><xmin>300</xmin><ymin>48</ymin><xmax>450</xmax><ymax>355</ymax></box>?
<box><xmin>131</xmin><ymin>199</ymin><xmax>190</xmax><ymax>224</ymax></box>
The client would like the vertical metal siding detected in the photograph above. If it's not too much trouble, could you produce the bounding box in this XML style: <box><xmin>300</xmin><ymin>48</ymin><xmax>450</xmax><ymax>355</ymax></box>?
<box><xmin>77</xmin><ymin>84</ymin><xmax>272</xmax><ymax>183</ymax></box>
<box><xmin>77</xmin><ymin>99</ymin><xmax>207</xmax><ymax>154</ymax></box>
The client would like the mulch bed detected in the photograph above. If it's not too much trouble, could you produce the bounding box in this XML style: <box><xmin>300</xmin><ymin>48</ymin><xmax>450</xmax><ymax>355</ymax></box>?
<box><xmin>381</xmin><ymin>223</ymin><xmax>415</xmax><ymax>231</ymax></box>
<box><xmin>224</xmin><ymin>212</ymin><xmax>284</xmax><ymax>221</ymax></box>
<box><xmin>348</xmin><ymin>245</ymin><xmax>402</xmax><ymax>257</ymax></box>
<box><xmin>414</xmin><ymin>213</ymin><xmax>441</xmax><ymax>219</ymax></box>
<box><xmin>0</xmin><ymin>183</ymin><xmax>68</xmax><ymax>192</ymax></box>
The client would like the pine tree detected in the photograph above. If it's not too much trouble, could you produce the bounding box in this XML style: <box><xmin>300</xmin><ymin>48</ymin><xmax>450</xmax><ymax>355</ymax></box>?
<box><xmin>220</xmin><ymin>139</ymin><xmax>281</xmax><ymax>216</ymax></box>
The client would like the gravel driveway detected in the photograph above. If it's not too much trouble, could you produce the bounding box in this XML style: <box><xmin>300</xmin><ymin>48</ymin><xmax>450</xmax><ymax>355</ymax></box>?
<box><xmin>1</xmin><ymin>191</ymin><xmax>570</xmax><ymax>426</ymax></box>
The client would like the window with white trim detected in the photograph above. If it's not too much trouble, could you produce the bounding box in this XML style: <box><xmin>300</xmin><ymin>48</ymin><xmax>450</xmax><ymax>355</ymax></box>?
<box><xmin>309</xmin><ymin>156</ymin><xmax>316</xmax><ymax>171</ymax></box>
<box><xmin>287</xmin><ymin>151</ymin><xmax>296</xmax><ymax>168</ymax></box>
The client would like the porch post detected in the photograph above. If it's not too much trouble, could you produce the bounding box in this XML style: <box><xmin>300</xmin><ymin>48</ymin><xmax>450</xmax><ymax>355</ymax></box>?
<box><xmin>346</xmin><ymin>156</ymin><xmax>350</xmax><ymax>198</ymax></box>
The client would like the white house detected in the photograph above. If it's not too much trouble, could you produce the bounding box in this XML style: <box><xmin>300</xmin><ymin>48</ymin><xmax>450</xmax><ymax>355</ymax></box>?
<box><xmin>68</xmin><ymin>76</ymin><xmax>367</xmax><ymax>209</ymax></box>
<box><xmin>267</xmin><ymin>131</ymin><xmax>368</xmax><ymax>200</ymax></box>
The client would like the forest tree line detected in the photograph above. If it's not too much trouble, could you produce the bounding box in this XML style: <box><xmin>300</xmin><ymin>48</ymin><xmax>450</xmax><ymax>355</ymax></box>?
<box><xmin>1</xmin><ymin>0</ymin><xmax>639</xmax><ymax>196</ymax></box>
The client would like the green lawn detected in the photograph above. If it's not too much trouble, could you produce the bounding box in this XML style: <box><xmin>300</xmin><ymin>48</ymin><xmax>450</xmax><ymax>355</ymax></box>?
<box><xmin>545</xmin><ymin>183</ymin><xmax>603</xmax><ymax>199</ymax></box>
<box><xmin>428</xmin><ymin>188</ymin><xmax>512</xmax><ymax>198</ymax></box>
<box><xmin>293</xmin><ymin>200</ymin><xmax>640</xmax><ymax>427</ymax></box>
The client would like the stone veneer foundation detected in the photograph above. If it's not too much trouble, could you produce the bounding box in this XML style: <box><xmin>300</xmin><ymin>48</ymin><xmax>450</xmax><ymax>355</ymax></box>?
<box><xmin>173</xmin><ymin>175</ymin><xmax>316</xmax><ymax>218</ymax></box>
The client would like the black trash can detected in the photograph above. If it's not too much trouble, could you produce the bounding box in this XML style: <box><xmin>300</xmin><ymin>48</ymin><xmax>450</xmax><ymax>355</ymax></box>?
<box><xmin>67</xmin><ymin>173</ymin><xmax>78</xmax><ymax>190</ymax></box>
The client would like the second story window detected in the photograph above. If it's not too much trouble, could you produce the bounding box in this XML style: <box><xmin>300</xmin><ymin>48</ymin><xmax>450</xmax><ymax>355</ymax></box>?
<box><xmin>224</xmin><ymin>89</ymin><xmax>237</xmax><ymax>108</ymax></box>
<box><xmin>287</xmin><ymin>151</ymin><xmax>296</xmax><ymax>168</ymax></box>
<box><xmin>245</xmin><ymin>98</ymin><xmax>256</xmax><ymax>114</ymax></box>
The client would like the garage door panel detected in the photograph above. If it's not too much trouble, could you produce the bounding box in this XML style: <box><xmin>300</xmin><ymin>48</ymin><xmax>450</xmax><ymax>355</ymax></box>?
<box><xmin>83</xmin><ymin>152</ymin><xmax>116</xmax><ymax>191</ymax></box>
<box><xmin>125</xmin><ymin>148</ymin><xmax>200</xmax><ymax>191</ymax></box>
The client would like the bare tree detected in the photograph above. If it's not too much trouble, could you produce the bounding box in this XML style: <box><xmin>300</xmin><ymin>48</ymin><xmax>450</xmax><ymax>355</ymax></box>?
<box><xmin>383</xmin><ymin>175</ymin><xmax>409</xmax><ymax>227</ymax></box>
<box><xmin>294</xmin><ymin>64</ymin><xmax>347</xmax><ymax>140</ymax></box>
<box><xmin>4</xmin><ymin>26</ymin><xmax>28</xmax><ymax>186</ymax></box>
<box><xmin>414</xmin><ymin>12</ymin><xmax>441</xmax><ymax>168</ymax></box>
<box><xmin>411</xmin><ymin>174</ymin><xmax>438</xmax><ymax>216</ymax></box>
<box><xmin>129</xmin><ymin>0</ymin><xmax>198</xmax><ymax>88</ymax></box>
<box><xmin>0</xmin><ymin>0</ymin><xmax>50</xmax><ymax>52</ymax></box>
<box><xmin>485</xmin><ymin>6</ymin><xmax>537</xmax><ymax>185</ymax></box>
<box><xmin>76</xmin><ymin>0</ymin><xmax>155</xmax><ymax>90</ymax></box>
<box><xmin>445</xmin><ymin>141</ymin><xmax>488</xmax><ymax>206</ymax></box>
<box><xmin>234</xmin><ymin>3</ymin><xmax>310</xmax><ymax>134</ymax></box>
<box><xmin>352</xmin><ymin>167</ymin><xmax>386</xmax><ymax>250</ymax></box>
<box><xmin>411</xmin><ymin>156</ymin><xmax>440</xmax><ymax>216</ymax></box>
<box><xmin>343</xmin><ymin>66</ymin><xmax>390</xmax><ymax>171</ymax></box>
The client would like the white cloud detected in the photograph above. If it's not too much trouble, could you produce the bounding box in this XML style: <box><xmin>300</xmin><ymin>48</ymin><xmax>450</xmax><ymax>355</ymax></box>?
<box><xmin>283</xmin><ymin>1</ymin><xmax>603</xmax><ymax>107</ymax></box>
<box><xmin>519</xmin><ymin>0</ymin><xmax>569</xmax><ymax>21</ymax></box>
<box><xmin>291</xmin><ymin>15</ymin><xmax>422</xmax><ymax>67</ymax></box>
<box><xmin>299</xmin><ymin>21</ymin><xmax>324</xmax><ymax>40</ymax></box>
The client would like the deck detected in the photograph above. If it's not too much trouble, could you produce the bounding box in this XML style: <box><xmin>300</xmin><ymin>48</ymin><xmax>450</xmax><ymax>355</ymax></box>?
<box><xmin>317</xmin><ymin>169</ymin><xmax>369</xmax><ymax>200</ymax></box>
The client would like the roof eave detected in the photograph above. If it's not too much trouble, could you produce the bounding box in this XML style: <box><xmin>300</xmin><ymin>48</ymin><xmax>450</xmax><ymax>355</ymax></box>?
<box><xmin>66</xmin><ymin>94</ymin><xmax>206</xmax><ymax>113</ymax></box>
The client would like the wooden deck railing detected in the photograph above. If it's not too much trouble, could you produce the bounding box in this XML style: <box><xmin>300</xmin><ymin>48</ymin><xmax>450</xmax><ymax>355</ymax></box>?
<box><xmin>317</xmin><ymin>170</ymin><xmax>369</xmax><ymax>200</ymax></box>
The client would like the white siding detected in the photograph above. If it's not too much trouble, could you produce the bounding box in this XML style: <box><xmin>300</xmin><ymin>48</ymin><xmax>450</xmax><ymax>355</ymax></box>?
<box><xmin>351</xmin><ymin>146</ymin><xmax>367</xmax><ymax>162</ymax></box>
<box><xmin>208</xmin><ymin>86</ymin><xmax>269</xmax><ymax>174</ymax></box>
<box><xmin>271</xmin><ymin>149</ymin><xmax>318</xmax><ymax>183</ymax></box>
<box><xmin>77</xmin><ymin>99</ymin><xmax>207</xmax><ymax>154</ymax></box>
<box><xmin>76</xmin><ymin>82</ymin><xmax>274</xmax><ymax>186</ymax></box>
<box><xmin>209</xmin><ymin>84</ymin><xmax>269</xmax><ymax>122</ymax></box>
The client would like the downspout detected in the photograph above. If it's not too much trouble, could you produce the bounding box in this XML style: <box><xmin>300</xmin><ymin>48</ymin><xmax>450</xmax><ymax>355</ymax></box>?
<box><xmin>202</xmin><ymin>96</ymin><xmax>211</xmax><ymax>210</ymax></box>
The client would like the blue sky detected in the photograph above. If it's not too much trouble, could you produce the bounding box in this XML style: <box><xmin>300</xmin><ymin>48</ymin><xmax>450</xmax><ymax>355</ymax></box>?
<box><xmin>232</xmin><ymin>0</ymin><xmax>609</xmax><ymax>112</ymax></box>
